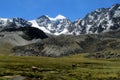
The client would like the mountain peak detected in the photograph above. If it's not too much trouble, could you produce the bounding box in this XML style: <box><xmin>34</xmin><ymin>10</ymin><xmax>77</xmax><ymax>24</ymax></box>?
<box><xmin>109</xmin><ymin>3</ymin><xmax>120</xmax><ymax>11</ymax></box>
<box><xmin>56</xmin><ymin>14</ymin><xmax>66</xmax><ymax>19</ymax></box>
<box><xmin>47</xmin><ymin>14</ymin><xmax>66</xmax><ymax>21</ymax></box>
<box><xmin>37</xmin><ymin>15</ymin><xmax>49</xmax><ymax>20</ymax></box>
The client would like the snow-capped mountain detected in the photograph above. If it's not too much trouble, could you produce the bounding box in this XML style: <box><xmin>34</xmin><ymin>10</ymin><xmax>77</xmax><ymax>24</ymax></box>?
<box><xmin>0</xmin><ymin>18</ymin><xmax>12</xmax><ymax>30</ymax></box>
<box><xmin>0</xmin><ymin>4</ymin><xmax>120</xmax><ymax>35</ymax></box>
<box><xmin>47</xmin><ymin>14</ymin><xmax>66</xmax><ymax>20</ymax></box>
<box><xmin>13</xmin><ymin>17</ymin><xmax>32</xmax><ymax>28</ymax></box>
<box><xmin>29</xmin><ymin>4</ymin><xmax>120</xmax><ymax>35</ymax></box>
<box><xmin>30</xmin><ymin>14</ymin><xmax>71</xmax><ymax>35</ymax></box>
<box><xmin>71</xmin><ymin>4</ymin><xmax>120</xmax><ymax>35</ymax></box>
<box><xmin>0</xmin><ymin>17</ymin><xmax>32</xmax><ymax>31</ymax></box>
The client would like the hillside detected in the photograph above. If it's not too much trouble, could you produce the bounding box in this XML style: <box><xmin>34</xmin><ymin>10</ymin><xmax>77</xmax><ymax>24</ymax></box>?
<box><xmin>0</xmin><ymin>3</ymin><xmax>120</xmax><ymax>58</ymax></box>
<box><xmin>12</xmin><ymin>29</ymin><xmax>120</xmax><ymax>58</ymax></box>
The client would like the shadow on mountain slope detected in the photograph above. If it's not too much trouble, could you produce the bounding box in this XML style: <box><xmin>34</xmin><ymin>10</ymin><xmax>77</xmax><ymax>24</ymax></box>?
<box><xmin>0</xmin><ymin>26</ymin><xmax>48</xmax><ymax>55</ymax></box>
<box><xmin>12</xmin><ymin>29</ymin><xmax>120</xmax><ymax>58</ymax></box>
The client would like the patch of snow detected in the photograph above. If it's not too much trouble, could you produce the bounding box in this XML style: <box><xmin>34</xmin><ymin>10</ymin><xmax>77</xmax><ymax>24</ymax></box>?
<box><xmin>89</xmin><ymin>15</ymin><xmax>94</xmax><ymax>20</ymax></box>
<box><xmin>29</xmin><ymin>20</ymin><xmax>70</xmax><ymax>35</ymax></box>
<box><xmin>47</xmin><ymin>14</ymin><xmax>66</xmax><ymax>21</ymax></box>
<box><xmin>86</xmin><ymin>25</ymin><xmax>91</xmax><ymax>34</ymax></box>
<box><xmin>54</xmin><ymin>28</ymin><xmax>69</xmax><ymax>35</ymax></box>
<box><xmin>107</xmin><ymin>20</ymin><xmax>113</xmax><ymax>27</ymax></box>
<box><xmin>47</xmin><ymin>24</ymin><xmax>52</xmax><ymax>30</ymax></box>
<box><xmin>113</xmin><ymin>10</ymin><xmax>120</xmax><ymax>17</ymax></box>
<box><xmin>56</xmin><ymin>14</ymin><xmax>66</xmax><ymax>19</ymax></box>
<box><xmin>29</xmin><ymin>20</ymin><xmax>51</xmax><ymax>34</ymax></box>
<box><xmin>105</xmin><ymin>20</ymin><xmax>113</xmax><ymax>32</ymax></box>
<box><xmin>119</xmin><ymin>6</ymin><xmax>120</xmax><ymax>9</ymax></box>
<box><xmin>0</xmin><ymin>18</ymin><xmax>11</xmax><ymax>27</ymax></box>
<box><xmin>0</xmin><ymin>18</ymin><xmax>8</xmax><ymax>21</ymax></box>
<box><xmin>81</xmin><ymin>20</ymin><xmax>85</xmax><ymax>26</ymax></box>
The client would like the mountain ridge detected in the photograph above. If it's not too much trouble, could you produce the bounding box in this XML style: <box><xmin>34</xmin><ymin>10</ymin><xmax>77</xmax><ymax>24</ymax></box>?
<box><xmin>0</xmin><ymin>3</ymin><xmax>120</xmax><ymax>57</ymax></box>
<box><xmin>0</xmin><ymin>3</ymin><xmax>120</xmax><ymax>35</ymax></box>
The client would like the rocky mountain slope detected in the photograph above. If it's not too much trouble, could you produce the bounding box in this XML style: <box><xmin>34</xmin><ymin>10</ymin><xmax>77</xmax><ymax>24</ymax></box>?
<box><xmin>12</xmin><ymin>29</ymin><xmax>120</xmax><ymax>58</ymax></box>
<box><xmin>0</xmin><ymin>26</ymin><xmax>48</xmax><ymax>55</ymax></box>
<box><xmin>0</xmin><ymin>3</ymin><xmax>120</xmax><ymax>57</ymax></box>
<box><xmin>29</xmin><ymin>4</ymin><xmax>120</xmax><ymax>35</ymax></box>
<box><xmin>0</xmin><ymin>4</ymin><xmax>120</xmax><ymax>35</ymax></box>
<box><xmin>0</xmin><ymin>17</ymin><xmax>32</xmax><ymax>31</ymax></box>
<box><xmin>29</xmin><ymin>15</ymin><xmax>71</xmax><ymax>35</ymax></box>
<box><xmin>72</xmin><ymin>4</ymin><xmax>120</xmax><ymax>35</ymax></box>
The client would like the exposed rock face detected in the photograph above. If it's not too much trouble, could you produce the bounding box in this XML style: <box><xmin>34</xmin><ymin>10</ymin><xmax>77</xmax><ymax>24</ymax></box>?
<box><xmin>0</xmin><ymin>4</ymin><xmax>120</xmax><ymax>57</ymax></box>
<box><xmin>0</xmin><ymin>27</ymin><xmax>48</xmax><ymax>46</ymax></box>
<box><xmin>0</xmin><ymin>4</ymin><xmax>120</xmax><ymax>35</ymax></box>
<box><xmin>72</xmin><ymin>4</ymin><xmax>120</xmax><ymax>35</ymax></box>
<box><xmin>0</xmin><ymin>26</ymin><xmax>48</xmax><ymax>56</ymax></box>
<box><xmin>30</xmin><ymin>15</ymin><xmax>71</xmax><ymax>35</ymax></box>
<box><xmin>0</xmin><ymin>18</ymin><xmax>32</xmax><ymax>31</ymax></box>
<box><xmin>12</xmin><ymin>17</ymin><xmax>32</xmax><ymax>28</ymax></box>
<box><xmin>29</xmin><ymin>4</ymin><xmax>120</xmax><ymax>35</ymax></box>
<box><xmin>12</xmin><ymin>29</ymin><xmax>120</xmax><ymax>57</ymax></box>
<box><xmin>12</xmin><ymin>35</ymin><xmax>83</xmax><ymax>57</ymax></box>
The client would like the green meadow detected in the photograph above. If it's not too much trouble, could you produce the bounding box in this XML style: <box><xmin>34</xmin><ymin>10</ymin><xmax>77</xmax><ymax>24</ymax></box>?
<box><xmin>0</xmin><ymin>53</ymin><xmax>120</xmax><ymax>80</ymax></box>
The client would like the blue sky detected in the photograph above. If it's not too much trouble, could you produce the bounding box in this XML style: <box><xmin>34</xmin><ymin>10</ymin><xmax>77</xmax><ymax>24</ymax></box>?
<box><xmin>0</xmin><ymin>0</ymin><xmax>120</xmax><ymax>21</ymax></box>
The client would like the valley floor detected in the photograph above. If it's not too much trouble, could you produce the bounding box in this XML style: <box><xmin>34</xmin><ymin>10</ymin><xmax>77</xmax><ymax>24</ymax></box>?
<box><xmin>0</xmin><ymin>53</ymin><xmax>120</xmax><ymax>80</ymax></box>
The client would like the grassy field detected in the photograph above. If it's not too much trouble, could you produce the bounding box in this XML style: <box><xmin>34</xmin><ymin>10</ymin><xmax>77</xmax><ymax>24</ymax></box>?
<box><xmin>0</xmin><ymin>53</ymin><xmax>120</xmax><ymax>80</ymax></box>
